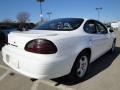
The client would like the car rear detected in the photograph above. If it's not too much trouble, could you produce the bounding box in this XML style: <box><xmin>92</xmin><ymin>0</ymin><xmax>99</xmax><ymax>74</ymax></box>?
<box><xmin>2</xmin><ymin>18</ymin><xmax>85</xmax><ymax>79</ymax></box>
<box><xmin>2</xmin><ymin>31</ymin><xmax>74</xmax><ymax>79</ymax></box>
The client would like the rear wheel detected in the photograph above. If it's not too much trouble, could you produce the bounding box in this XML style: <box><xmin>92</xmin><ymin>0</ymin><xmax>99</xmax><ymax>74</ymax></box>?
<box><xmin>69</xmin><ymin>50</ymin><xmax>90</xmax><ymax>81</ymax></box>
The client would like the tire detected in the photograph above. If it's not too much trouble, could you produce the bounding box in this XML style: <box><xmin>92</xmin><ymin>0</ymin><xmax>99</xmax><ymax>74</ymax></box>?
<box><xmin>69</xmin><ymin>50</ymin><xmax>90</xmax><ymax>81</ymax></box>
<box><xmin>109</xmin><ymin>40</ymin><xmax>116</xmax><ymax>53</ymax></box>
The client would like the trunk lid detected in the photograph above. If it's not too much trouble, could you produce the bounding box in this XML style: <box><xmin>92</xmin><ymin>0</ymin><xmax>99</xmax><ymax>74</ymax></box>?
<box><xmin>8</xmin><ymin>30</ymin><xmax>66</xmax><ymax>49</ymax></box>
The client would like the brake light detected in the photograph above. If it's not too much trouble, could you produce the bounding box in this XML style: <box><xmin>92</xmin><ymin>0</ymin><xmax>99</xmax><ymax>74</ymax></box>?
<box><xmin>25</xmin><ymin>39</ymin><xmax>57</xmax><ymax>54</ymax></box>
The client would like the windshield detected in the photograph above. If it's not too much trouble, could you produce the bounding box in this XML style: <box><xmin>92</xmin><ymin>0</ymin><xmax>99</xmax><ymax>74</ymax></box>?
<box><xmin>34</xmin><ymin>18</ymin><xmax>84</xmax><ymax>31</ymax></box>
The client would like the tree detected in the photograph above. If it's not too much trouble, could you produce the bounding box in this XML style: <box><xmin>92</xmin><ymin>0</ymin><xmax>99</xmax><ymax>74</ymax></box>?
<box><xmin>17</xmin><ymin>12</ymin><xmax>30</xmax><ymax>31</ymax></box>
<box><xmin>17</xmin><ymin>12</ymin><xmax>30</xmax><ymax>23</ymax></box>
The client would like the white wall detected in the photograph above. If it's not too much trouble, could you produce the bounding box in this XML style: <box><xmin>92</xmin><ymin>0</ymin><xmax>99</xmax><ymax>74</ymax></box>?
<box><xmin>111</xmin><ymin>21</ymin><xmax>120</xmax><ymax>30</ymax></box>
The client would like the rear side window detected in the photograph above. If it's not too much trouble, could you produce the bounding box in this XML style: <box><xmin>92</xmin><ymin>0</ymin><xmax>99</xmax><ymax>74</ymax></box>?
<box><xmin>84</xmin><ymin>20</ymin><xmax>97</xmax><ymax>34</ymax></box>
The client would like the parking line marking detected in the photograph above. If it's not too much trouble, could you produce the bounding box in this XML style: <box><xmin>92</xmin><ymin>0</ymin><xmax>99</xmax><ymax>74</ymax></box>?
<box><xmin>31</xmin><ymin>79</ymin><xmax>75</xmax><ymax>90</ymax></box>
<box><xmin>0</xmin><ymin>65</ymin><xmax>13</xmax><ymax>71</ymax></box>
<box><xmin>0</xmin><ymin>65</ymin><xmax>75</xmax><ymax>90</ymax></box>
<box><xmin>0</xmin><ymin>70</ymin><xmax>11</xmax><ymax>81</ymax></box>
<box><xmin>0</xmin><ymin>65</ymin><xmax>8</xmax><ymax>69</ymax></box>
<box><xmin>0</xmin><ymin>65</ymin><xmax>10</xmax><ymax>70</ymax></box>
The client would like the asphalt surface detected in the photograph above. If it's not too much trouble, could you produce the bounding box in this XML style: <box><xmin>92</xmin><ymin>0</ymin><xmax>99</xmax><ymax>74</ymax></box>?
<box><xmin>0</xmin><ymin>31</ymin><xmax>120</xmax><ymax>90</ymax></box>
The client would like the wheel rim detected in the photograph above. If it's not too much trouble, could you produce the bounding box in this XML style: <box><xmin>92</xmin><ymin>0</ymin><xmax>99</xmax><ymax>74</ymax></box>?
<box><xmin>76</xmin><ymin>56</ymin><xmax>88</xmax><ymax>78</ymax></box>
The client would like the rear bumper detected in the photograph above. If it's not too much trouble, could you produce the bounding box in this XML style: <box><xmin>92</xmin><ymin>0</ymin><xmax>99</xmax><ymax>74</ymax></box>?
<box><xmin>2</xmin><ymin>45</ymin><xmax>74</xmax><ymax>79</ymax></box>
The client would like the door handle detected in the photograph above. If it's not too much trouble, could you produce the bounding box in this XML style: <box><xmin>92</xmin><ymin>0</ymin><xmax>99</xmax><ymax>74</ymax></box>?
<box><xmin>89</xmin><ymin>39</ymin><xmax>93</xmax><ymax>45</ymax></box>
<box><xmin>106</xmin><ymin>37</ymin><xmax>109</xmax><ymax>39</ymax></box>
<box><xmin>89</xmin><ymin>39</ymin><xmax>92</xmax><ymax>42</ymax></box>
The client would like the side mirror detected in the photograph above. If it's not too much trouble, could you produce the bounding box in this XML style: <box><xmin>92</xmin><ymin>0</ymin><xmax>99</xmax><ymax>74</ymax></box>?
<box><xmin>109</xmin><ymin>29</ymin><xmax>114</xmax><ymax>33</ymax></box>
<box><xmin>108</xmin><ymin>27</ymin><xmax>114</xmax><ymax>33</ymax></box>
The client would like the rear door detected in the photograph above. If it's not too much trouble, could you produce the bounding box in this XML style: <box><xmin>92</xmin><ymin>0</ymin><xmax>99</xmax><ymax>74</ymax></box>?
<box><xmin>84</xmin><ymin>20</ymin><xmax>108</xmax><ymax>62</ymax></box>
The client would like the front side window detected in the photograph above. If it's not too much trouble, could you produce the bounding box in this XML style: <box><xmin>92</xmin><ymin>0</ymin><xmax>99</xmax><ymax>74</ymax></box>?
<box><xmin>34</xmin><ymin>18</ymin><xmax>84</xmax><ymax>31</ymax></box>
<box><xmin>96</xmin><ymin>21</ymin><xmax>108</xmax><ymax>34</ymax></box>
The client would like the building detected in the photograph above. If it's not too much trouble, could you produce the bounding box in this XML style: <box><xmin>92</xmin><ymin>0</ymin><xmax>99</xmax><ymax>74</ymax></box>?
<box><xmin>111</xmin><ymin>21</ymin><xmax>120</xmax><ymax>30</ymax></box>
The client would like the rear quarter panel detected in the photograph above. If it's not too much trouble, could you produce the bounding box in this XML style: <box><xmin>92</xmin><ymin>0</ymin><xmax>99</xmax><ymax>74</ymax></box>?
<box><xmin>51</xmin><ymin>33</ymin><xmax>92</xmax><ymax>69</ymax></box>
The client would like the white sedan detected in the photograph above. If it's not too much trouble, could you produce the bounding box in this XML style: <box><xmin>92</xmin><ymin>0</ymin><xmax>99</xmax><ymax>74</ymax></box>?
<box><xmin>2</xmin><ymin>18</ymin><xmax>116</xmax><ymax>80</ymax></box>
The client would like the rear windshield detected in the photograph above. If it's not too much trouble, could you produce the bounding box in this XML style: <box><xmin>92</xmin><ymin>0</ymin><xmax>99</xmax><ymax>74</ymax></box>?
<box><xmin>34</xmin><ymin>18</ymin><xmax>84</xmax><ymax>31</ymax></box>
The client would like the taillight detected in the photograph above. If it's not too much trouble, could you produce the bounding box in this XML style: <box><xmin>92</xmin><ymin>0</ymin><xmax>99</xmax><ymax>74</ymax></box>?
<box><xmin>25</xmin><ymin>39</ymin><xmax>57</xmax><ymax>54</ymax></box>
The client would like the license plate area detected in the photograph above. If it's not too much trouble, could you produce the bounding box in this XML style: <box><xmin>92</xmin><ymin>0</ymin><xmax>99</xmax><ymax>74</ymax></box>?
<box><xmin>6</xmin><ymin>54</ymin><xmax>18</xmax><ymax>68</ymax></box>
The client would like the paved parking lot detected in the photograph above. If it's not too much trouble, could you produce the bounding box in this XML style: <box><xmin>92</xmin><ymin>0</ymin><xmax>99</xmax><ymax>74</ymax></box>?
<box><xmin>0</xmin><ymin>31</ymin><xmax>120</xmax><ymax>90</ymax></box>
